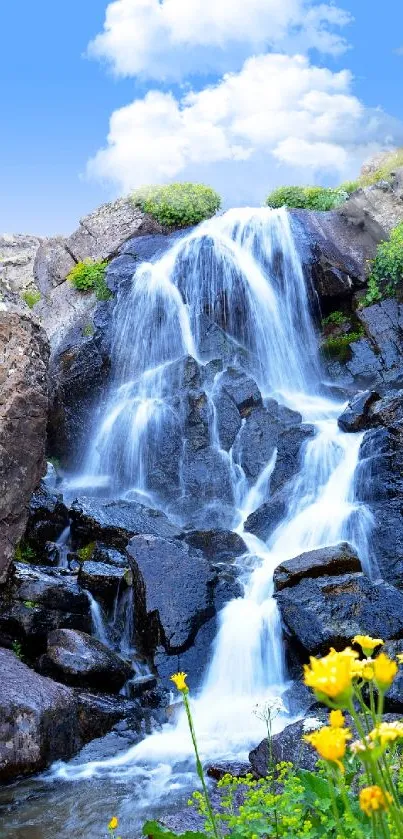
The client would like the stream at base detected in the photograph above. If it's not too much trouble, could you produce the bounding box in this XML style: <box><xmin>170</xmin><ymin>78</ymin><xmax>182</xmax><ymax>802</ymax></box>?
<box><xmin>0</xmin><ymin>208</ymin><xmax>374</xmax><ymax>838</ymax></box>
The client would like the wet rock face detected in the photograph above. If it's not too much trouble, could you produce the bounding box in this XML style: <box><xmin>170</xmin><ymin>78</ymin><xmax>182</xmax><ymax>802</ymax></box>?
<box><xmin>0</xmin><ymin>564</ymin><xmax>91</xmax><ymax>652</ymax></box>
<box><xmin>273</xmin><ymin>543</ymin><xmax>361</xmax><ymax>592</ymax></box>
<box><xmin>276</xmin><ymin>573</ymin><xmax>403</xmax><ymax>657</ymax></box>
<box><xmin>328</xmin><ymin>300</ymin><xmax>403</xmax><ymax>393</ymax></box>
<box><xmin>70</xmin><ymin>497</ymin><xmax>181</xmax><ymax>550</ymax></box>
<box><xmin>0</xmin><ymin>312</ymin><xmax>49</xmax><ymax>583</ymax></box>
<box><xmin>127</xmin><ymin>534</ymin><xmax>241</xmax><ymax>689</ymax></box>
<box><xmin>39</xmin><ymin>629</ymin><xmax>132</xmax><ymax>692</ymax></box>
<box><xmin>25</xmin><ymin>479</ymin><xmax>69</xmax><ymax>551</ymax></box>
<box><xmin>0</xmin><ymin>647</ymin><xmax>80</xmax><ymax>782</ymax></box>
<box><xmin>337</xmin><ymin>390</ymin><xmax>380</xmax><ymax>432</ymax></box>
<box><xmin>77</xmin><ymin>561</ymin><xmax>130</xmax><ymax>606</ymax></box>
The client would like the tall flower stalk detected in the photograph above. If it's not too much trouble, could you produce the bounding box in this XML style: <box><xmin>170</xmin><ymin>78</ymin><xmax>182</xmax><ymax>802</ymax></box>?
<box><xmin>171</xmin><ymin>673</ymin><xmax>221</xmax><ymax>839</ymax></box>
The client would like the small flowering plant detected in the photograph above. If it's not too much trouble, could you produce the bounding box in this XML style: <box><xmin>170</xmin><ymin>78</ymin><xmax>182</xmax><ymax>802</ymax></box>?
<box><xmin>140</xmin><ymin>640</ymin><xmax>403</xmax><ymax>839</ymax></box>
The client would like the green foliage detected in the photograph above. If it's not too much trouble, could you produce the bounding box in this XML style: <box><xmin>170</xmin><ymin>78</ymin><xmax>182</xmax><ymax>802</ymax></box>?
<box><xmin>185</xmin><ymin>763</ymin><xmax>368</xmax><ymax>839</ymax></box>
<box><xmin>360</xmin><ymin>275</ymin><xmax>383</xmax><ymax>308</ymax></box>
<box><xmin>359</xmin><ymin>148</ymin><xmax>403</xmax><ymax>187</ymax></box>
<box><xmin>370</xmin><ymin>221</ymin><xmax>403</xmax><ymax>293</ymax></box>
<box><xmin>14</xmin><ymin>541</ymin><xmax>37</xmax><ymax>564</ymax></box>
<box><xmin>23</xmin><ymin>600</ymin><xmax>37</xmax><ymax>609</ymax></box>
<box><xmin>143</xmin><ymin>824</ymin><xmax>206</xmax><ymax>839</ymax></box>
<box><xmin>321</xmin><ymin>311</ymin><xmax>347</xmax><ymax>328</ymax></box>
<box><xmin>338</xmin><ymin>180</ymin><xmax>359</xmax><ymax>194</ymax></box>
<box><xmin>67</xmin><ymin>260</ymin><xmax>112</xmax><ymax>301</ymax></box>
<box><xmin>77</xmin><ymin>542</ymin><xmax>96</xmax><ymax>562</ymax></box>
<box><xmin>22</xmin><ymin>287</ymin><xmax>41</xmax><ymax>308</ymax></box>
<box><xmin>82</xmin><ymin>322</ymin><xmax>95</xmax><ymax>337</ymax></box>
<box><xmin>266</xmin><ymin>185</ymin><xmax>349</xmax><ymax>211</ymax></box>
<box><xmin>321</xmin><ymin>331</ymin><xmax>364</xmax><ymax>362</ymax></box>
<box><xmin>12</xmin><ymin>640</ymin><xmax>24</xmax><ymax>660</ymax></box>
<box><xmin>132</xmin><ymin>183</ymin><xmax>221</xmax><ymax>228</ymax></box>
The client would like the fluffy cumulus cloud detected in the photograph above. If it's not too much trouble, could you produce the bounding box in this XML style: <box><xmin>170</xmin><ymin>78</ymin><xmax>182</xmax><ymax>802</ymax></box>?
<box><xmin>87</xmin><ymin>53</ymin><xmax>401</xmax><ymax>203</ymax></box>
<box><xmin>88</xmin><ymin>0</ymin><xmax>352</xmax><ymax>80</ymax></box>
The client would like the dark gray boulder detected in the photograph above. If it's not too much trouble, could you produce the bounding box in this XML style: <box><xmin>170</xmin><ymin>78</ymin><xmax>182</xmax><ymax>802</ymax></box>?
<box><xmin>273</xmin><ymin>543</ymin><xmax>361</xmax><ymax>591</ymax></box>
<box><xmin>250</xmin><ymin>711</ymin><xmax>329</xmax><ymax>776</ymax></box>
<box><xmin>337</xmin><ymin>390</ymin><xmax>380</xmax><ymax>432</ymax></box>
<box><xmin>70</xmin><ymin>497</ymin><xmax>181</xmax><ymax>550</ymax></box>
<box><xmin>127</xmin><ymin>535</ymin><xmax>215</xmax><ymax>654</ymax></box>
<box><xmin>276</xmin><ymin>572</ymin><xmax>403</xmax><ymax>657</ymax></box>
<box><xmin>183</xmin><ymin>530</ymin><xmax>247</xmax><ymax>563</ymax></box>
<box><xmin>39</xmin><ymin>629</ymin><xmax>132</xmax><ymax>692</ymax></box>
<box><xmin>0</xmin><ymin>647</ymin><xmax>80</xmax><ymax>782</ymax></box>
<box><xmin>219</xmin><ymin>368</ymin><xmax>262</xmax><ymax>417</ymax></box>
<box><xmin>0</xmin><ymin>564</ymin><xmax>91</xmax><ymax>652</ymax></box>
<box><xmin>78</xmin><ymin>561</ymin><xmax>131</xmax><ymax>605</ymax></box>
<box><xmin>213</xmin><ymin>388</ymin><xmax>242</xmax><ymax>451</ymax></box>
<box><xmin>244</xmin><ymin>487</ymin><xmax>290</xmax><ymax>541</ymax></box>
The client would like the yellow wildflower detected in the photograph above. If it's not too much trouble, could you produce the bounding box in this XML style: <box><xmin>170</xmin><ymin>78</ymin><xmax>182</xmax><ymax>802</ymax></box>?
<box><xmin>170</xmin><ymin>672</ymin><xmax>188</xmax><ymax>693</ymax></box>
<box><xmin>351</xmin><ymin>737</ymin><xmax>374</xmax><ymax>756</ymax></box>
<box><xmin>362</xmin><ymin>663</ymin><xmax>375</xmax><ymax>680</ymax></box>
<box><xmin>359</xmin><ymin>786</ymin><xmax>392</xmax><ymax>816</ymax></box>
<box><xmin>303</xmin><ymin>725</ymin><xmax>351</xmax><ymax>770</ymax></box>
<box><xmin>108</xmin><ymin>817</ymin><xmax>119</xmax><ymax>831</ymax></box>
<box><xmin>303</xmin><ymin>648</ymin><xmax>357</xmax><ymax>705</ymax></box>
<box><xmin>329</xmin><ymin>710</ymin><xmax>345</xmax><ymax>728</ymax></box>
<box><xmin>373</xmin><ymin>653</ymin><xmax>398</xmax><ymax>691</ymax></box>
<box><xmin>352</xmin><ymin>635</ymin><xmax>384</xmax><ymax>656</ymax></box>
<box><xmin>397</xmin><ymin>653</ymin><xmax>403</xmax><ymax>664</ymax></box>
<box><xmin>369</xmin><ymin>721</ymin><xmax>403</xmax><ymax>746</ymax></box>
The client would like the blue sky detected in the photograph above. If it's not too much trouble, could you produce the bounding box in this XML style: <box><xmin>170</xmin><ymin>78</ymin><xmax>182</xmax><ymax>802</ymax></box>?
<box><xmin>1</xmin><ymin>0</ymin><xmax>402</xmax><ymax>235</ymax></box>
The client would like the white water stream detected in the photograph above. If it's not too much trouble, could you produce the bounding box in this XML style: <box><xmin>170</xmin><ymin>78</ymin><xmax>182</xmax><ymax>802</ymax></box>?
<box><xmin>51</xmin><ymin>208</ymin><xmax>373</xmax><ymax>813</ymax></box>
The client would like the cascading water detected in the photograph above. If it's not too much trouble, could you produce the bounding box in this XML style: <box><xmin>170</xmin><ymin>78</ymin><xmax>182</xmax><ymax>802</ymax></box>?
<box><xmin>49</xmin><ymin>208</ymin><xmax>374</xmax><ymax>826</ymax></box>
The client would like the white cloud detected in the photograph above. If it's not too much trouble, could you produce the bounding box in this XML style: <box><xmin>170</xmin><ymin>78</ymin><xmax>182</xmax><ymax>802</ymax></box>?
<box><xmin>87</xmin><ymin>53</ymin><xmax>402</xmax><ymax>204</ymax></box>
<box><xmin>88</xmin><ymin>0</ymin><xmax>352</xmax><ymax>80</ymax></box>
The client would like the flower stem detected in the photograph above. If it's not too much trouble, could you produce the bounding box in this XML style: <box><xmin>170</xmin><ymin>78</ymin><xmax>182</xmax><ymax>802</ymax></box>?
<box><xmin>183</xmin><ymin>693</ymin><xmax>221</xmax><ymax>839</ymax></box>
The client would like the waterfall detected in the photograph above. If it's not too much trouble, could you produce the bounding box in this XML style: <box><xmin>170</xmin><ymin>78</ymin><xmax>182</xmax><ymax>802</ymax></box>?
<box><xmin>54</xmin><ymin>208</ymin><xmax>373</xmax><ymax>798</ymax></box>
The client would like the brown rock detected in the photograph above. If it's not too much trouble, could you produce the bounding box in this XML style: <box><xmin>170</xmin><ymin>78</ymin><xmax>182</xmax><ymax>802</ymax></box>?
<box><xmin>0</xmin><ymin>647</ymin><xmax>79</xmax><ymax>782</ymax></box>
<box><xmin>0</xmin><ymin>311</ymin><xmax>49</xmax><ymax>582</ymax></box>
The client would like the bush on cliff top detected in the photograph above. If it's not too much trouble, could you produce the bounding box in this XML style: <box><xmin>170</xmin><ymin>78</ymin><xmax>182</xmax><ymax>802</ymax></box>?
<box><xmin>265</xmin><ymin>185</ymin><xmax>353</xmax><ymax>211</ymax></box>
<box><xmin>67</xmin><ymin>259</ymin><xmax>111</xmax><ymax>301</ymax></box>
<box><xmin>132</xmin><ymin>183</ymin><xmax>221</xmax><ymax>228</ymax></box>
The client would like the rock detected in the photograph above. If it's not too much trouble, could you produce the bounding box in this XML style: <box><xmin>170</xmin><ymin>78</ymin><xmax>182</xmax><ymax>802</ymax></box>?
<box><xmin>0</xmin><ymin>234</ymin><xmax>42</xmax><ymax>303</ymax></box>
<box><xmin>76</xmin><ymin>691</ymin><xmax>141</xmax><ymax>742</ymax></box>
<box><xmin>355</xmin><ymin>423</ymin><xmax>403</xmax><ymax>585</ymax></box>
<box><xmin>70</xmin><ymin>497</ymin><xmax>181</xmax><ymax>550</ymax></box>
<box><xmin>270</xmin><ymin>424</ymin><xmax>314</xmax><ymax>494</ymax></box>
<box><xmin>124</xmin><ymin>673</ymin><xmax>158</xmax><ymax>699</ymax></box>
<box><xmin>127</xmin><ymin>535</ymin><xmax>215</xmax><ymax>654</ymax></box>
<box><xmin>214</xmin><ymin>387</ymin><xmax>242</xmax><ymax>451</ymax></box>
<box><xmin>235</xmin><ymin>406</ymin><xmax>279</xmax><ymax>481</ymax></box>
<box><xmin>276</xmin><ymin>573</ymin><xmax>403</xmax><ymax>657</ymax></box>
<box><xmin>0</xmin><ymin>647</ymin><xmax>80</xmax><ymax>782</ymax></box>
<box><xmin>330</xmin><ymin>300</ymin><xmax>403</xmax><ymax>392</ymax></box>
<box><xmin>337</xmin><ymin>390</ymin><xmax>380</xmax><ymax>432</ymax></box>
<box><xmin>91</xmin><ymin>544</ymin><xmax>129</xmax><ymax>568</ymax></box>
<box><xmin>40</xmin><ymin>629</ymin><xmax>132</xmax><ymax>692</ymax></box>
<box><xmin>206</xmin><ymin>761</ymin><xmax>252</xmax><ymax>781</ymax></box>
<box><xmin>244</xmin><ymin>487</ymin><xmax>289</xmax><ymax>541</ymax></box>
<box><xmin>78</xmin><ymin>561</ymin><xmax>130</xmax><ymax>605</ymax></box>
<box><xmin>339</xmin><ymin>176</ymin><xmax>403</xmax><ymax>237</ymax></box>
<box><xmin>25</xmin><ymin>480</ymin><xmax>69</xmax><ymax>550</ymax></box>
<box><xmin>34</xmin><ymin>237</ymin><xmax>76</xmax><ymax>294</ymax></box>
<box><xmin>273</xmin><ymin>543</ymin><xmax>361</xmax><ymax>591</ymax></box>
<box><xmin>281</xmin><ymin>681</ymin><xmax>317</xmax><ymax>716</ymax></box>
<box><xmin>183</xmin><ymin>530</ymin><xmax>247</xmax><ymax>563</ymax></box>
<box><xmin>368</xmin><ymin>389</ymin><xmax>403</xmax><ymax>428</ymax></box>
<box><xmin>0</xmin><ymin>564</ymin><xmax>91</xmax><ymax>651</ymax></box>
<box><xmin>180</xmin><ymin>446</ymin><xmax>234</xmax><ymax>510</ymax></box>
<box><xmin>250</xmin><ymin>713</ymin><xmax>329</xmax><ymax>776</ymax></box>
<box><xmin>0</xmin><ymin>312</ymin><xmax>49</xmax><ymax>582</ymax></box>
<box><xmin>219</xmin><ymin>368</ymin><xmax>262</xmax><ymax>417</ymax></box>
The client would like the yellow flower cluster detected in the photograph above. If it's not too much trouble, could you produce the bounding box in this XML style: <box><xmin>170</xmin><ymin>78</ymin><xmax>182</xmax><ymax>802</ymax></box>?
<box><xmin>369</xmin><ymin>721</ymin><xmax>403</xmax><ymax>746</ymax></box>
<box><xmin>303</xmin><ymin>725</ymin><xmax>352</xmax><ymax>770</ymax></box>
<box><xmin>359</xmin><ymin>785</ymin><xmax>392</xmax><ymax>816</ymax></box>
<box><xmin>303</xmin><ymin>647</ymin><xmax>357</xmax><ymax>704</ymax></box>
<box><xmin>304</xmin><ymin>638</ymin><xmax>400</xmax><ymax>707</ymax></box>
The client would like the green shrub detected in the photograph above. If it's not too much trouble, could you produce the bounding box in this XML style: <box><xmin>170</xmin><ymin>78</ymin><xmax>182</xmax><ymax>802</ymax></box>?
<box><xmin>266</xmin><ymin>185</ymin><xmax>349</xmax><ymax>211</ymax></box>
<box><xmin>82</xmin><ymin>322</ymin><xmax>95</xmax><ymax>337</ymax></box>
<box><xmin>132</xmin><ymin>183</ymin><xmax>221</xmax><ymax>228</ymax></box>
<box><xmin>12</xmin><ymin>640</ymin><xmax>24</xmax><ymax>660</ymax></box>
<box><xmin>77</xmin><ymin>542</ymin><xmax>96</xmax><ymax>562</ymax></box>
<box><xmin>322</xmin><ymin>330</ymin><xmax>364</xmax><ymax>362</ymax></box>
<box><xmin>23</xmin><ymin>600</ymin><xmax>37</xmax><ymax>609</ymax></box>
<box><xmin>14</xmin><ymin>542</ymin><xmax>37</xmax><ymax>564</ymax></box>
<box><xmin>67</xmin><ymin>260</ymin><xmax>111</xmax><ymax>301</ymax></box>
<box><xmin>22</xmin><ymin>287</ymin><xmax>41</xmax><ymax>308</ymax></box>
<box><xmin>370</xmin><ymin>221</ymin><xmax>403</xmax><ymax>293</ymax></box>
<box><xmin>322</xmin><ymin>311</ymin><xmax>347</xmax><ymax>328</ymax></box>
